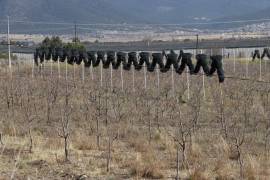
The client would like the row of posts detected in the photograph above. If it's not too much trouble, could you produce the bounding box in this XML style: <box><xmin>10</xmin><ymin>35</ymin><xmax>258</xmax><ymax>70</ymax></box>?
<box><xmin>6</xmin><ymin>46</ymin><xmax>267</xmax><ymax>102</ymax></box>
<box><xmin>27</xmin><ymin>47</ymin><xmax>268</xmax><ymax>99</ymax></box>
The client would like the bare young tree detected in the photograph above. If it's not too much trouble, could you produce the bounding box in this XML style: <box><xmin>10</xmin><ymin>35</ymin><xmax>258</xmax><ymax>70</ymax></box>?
<box><xmin>57</xmin><ymin>84</ymin><xmax>73</xmax><ymax>162</ymax></box>
<box><xmin>231</xmin><ymin>126</ymin><xmax>245</xmax><ymax>179</ymax></box>
<box><xmin>106</xmin><ymin>133</ymin><xmax>117</xmax><ymax>173</ymax></box>
<box><xmin>187</xmin><ymin>86</ymin><xmax>202</xmax><ymax>132</ymax></box>
<box><xmin>88</xmin><ymin>90</ymin><xmax>104</xmax><ymax>150</ymax></box>
<box><xmin>212</xmin><ymin>84</ymin><xmax>229</xmax><ymax>139</ymax></box>
<box><xmin>146</xmin><ymin>97</ymin><xmax>153</xmax><ymax>144</ymax></box>
<box><xmin>3</xmin><ymin>82</ymin><xmax>11</xmax><ymax>109</ymax></box>
<box><xmin>112</xmin><ymin>92</ymin><xmax>126</xmax><ymax>124</ymax></box>
<box><xmin>176</xmin><ymin>121</ymin><xmax>192</xmax><ymax>169</ymax></box>
<box><xmin>21</xmin><ymin>84</ymin><xmax>37</xmax><ymax>153</ymax></box>
<box><xmin>45</xmin><ymin>79</ymin><xmax>59</xmax><ymax>124</ymax></box>
<box><xmin>163</xmin><ymin>100</ymin><xmax>193</xmax><ymax>178</ymax></box>
<box><xmin>81</xmin><ymin>91</ymin><xmax>95</xmax><ymax>135</ymax></box>
<box><xmin>111</xmin><ymin>91</ymin><xmax>126</xmax><ymax>139</ymax></box>
<box><xmin>96</xmin><ymin>91</ymin><xmax>102</xmax><ymax>149</ymax></box>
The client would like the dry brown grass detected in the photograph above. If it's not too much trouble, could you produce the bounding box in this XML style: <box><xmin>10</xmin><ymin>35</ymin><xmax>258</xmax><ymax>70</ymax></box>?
<box><xmin>0</xmin><ymin>60</ymin><xmax>270</xmax><ymax>179</ymax></box>
<box><xmin>188</xmin><ymin>142</ymin><xmax>203</xmax><ymax>166</ymax></box>
<box><xmin>71</xmin><ymin>134</ymin><xmax>97</xmax><ymax>151</ymax></box>
<box><xmin>128</xmin><ymin>135</ymin><xmax>149</xmax><ymax>153</ymax></box>
<box><xmin>188</xmin><ymin>168</ymin><xmax>209</xmax><ymax>180</ymax></box>
<box><xmin>214</xmin><ymin>159</ymin><xmax>235</xmax><ymax>180</ymax></box>
<box><xmin>42</xmin><ymin>137</ymin><xmax>63</xmax><ymax>151</ymax></box>
<box><xmin>129</xmin><ymin>151</ymin><xmax>164</xmax><ymax>179</ymax></box>
<box><xmin>243</xmin><ymin>156</ymin><xmax>259</xmax><ymax>180</ymax></box>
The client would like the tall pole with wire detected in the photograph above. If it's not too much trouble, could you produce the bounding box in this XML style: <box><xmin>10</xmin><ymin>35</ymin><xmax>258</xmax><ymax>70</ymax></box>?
<box><xmin>7</xmin><ymin>16</ymin><xmax>12</xmax><ymax>77</ymax></box>
<box><xmin>196</xmin><ymin>34</ymin><xmax>199</xmax><ymax>54</ymax></box>
<box><xmin>74</xmin><ymin>21</ymin><xmax>77</xmax><ymax>43</ymax></box>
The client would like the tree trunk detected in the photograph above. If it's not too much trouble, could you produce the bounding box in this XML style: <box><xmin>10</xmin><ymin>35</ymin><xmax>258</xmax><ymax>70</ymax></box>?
<box><xmin>107</xmin><ymin>138</ymin><xmax>112</xmax><ymax>173</ymax></box>
<box><xmin>176</xmin><ymin>148</ymin><xmax>180</xmax><ymax>180</ymax></box>
<box><xmin>64</xmin><ymin>136</ymin><xmax>69</xmax><ymax>162</ymax></box>
<box><xmin>182</xmin><ymin>144</ymin><xmax>186</xmax><ymax>169</ymax></box>
<box><xmin>29</xmin><ymin>129</ymin><xmax>33</xmax><ymax>153</ymax></box>
<box><xmin>0</xmin><ymin>132</ymin><xmax>3</xmax><ymax>146</ymax></box>
<box><xmin>148</xmin><ymin>114</ymin><xmax>152</xmax><ymax>144</ymax></box>
<box><xmin>96</xmin><ymin>118</ymin><xmax>100</xmax><ymax>150</ymax></box>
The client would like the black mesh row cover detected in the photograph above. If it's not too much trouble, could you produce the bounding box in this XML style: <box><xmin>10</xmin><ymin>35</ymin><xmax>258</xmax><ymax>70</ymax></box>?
<box><xmin>78</xmin><ymin>50</ymin><xmax>87</xmax><ymax>66</ymax></box>
<box><xmin>34</xmin><ymin>48</ymin><xmax>38</xmax><ymax>65</ymax></box>
<box><xmin>194</xmin><ymin>54</ymin><xmax>210</xmax><ymax>74</ymax></box>
<box><xmin>104</xmin><ymin>51</ymin><xmax>115</xmax><ymax>68</ymax></box>
<box><xmin>34</xmin><ymin>49</ymin><xmax>39</xmax><ymax>66</ymax></box>
<box><xmin>107</xmin><ymin>51</ymin><xmax>116</xmax><ymax>68</ymax></box>
<box><xmin>162</xmin><ymin>50</ymin><xmax>181</xmax><ymax>73</ymax></box>
<box><xmin>73</xmin><ymin>49</ymin><xmax>80</xmax><ymax>65</ymax></box>
<box><xmin>208</xmin><ymin>55</ymin><xmax>225</xmax><ymax>83</ymax></box>
<box><xmin>84</xmin><ymin>53</ymin><xmax>92</xmax><ymax>67</ymax></box>
<box><xmin>128</xmin><ymin>52</ymin><xmax>139</xmax><ymax>69</ymax></box>
<box><xmin>87</xmin><ymin>51</ymin><xmax>100</xmax><ymax>67</ymax></box>
<box><xmin>261</xmin><ymin>48</ymin><xmax>270</xmax><ymax>60</ymax></box>
<box><xmin>51</xmin><ymin>48</ymin><xmax>57</xmax><ymax>62</ymax></box>
<box><xmin>156</xmin><ymin>52</ymin><xmax>166</xmax><ymax>69</ymax></box>
<box><xmin>178</xmin><ymin>50</ymin><xmax>184</xmax><ymax>61</ymax></box>
<box><xmin>83</xmin><ymin>52</ymin><xmax>91</xmax><ymax>67</ymax></box>
<box><xmin>57</xmin><ymin>48</ymin><xmax>64</xmax><ymax>62</ymax></box>
<box><xmin>252</xmin><ymin>50</ymin><xmax>261</xmax><ymax>61</ymax></box>
<box><xmin>33</xmin><ymin>49</ymin><xmax>225</xmax><ymax>83</ymax></box>
<box><xmin>44</xmin><ymin>48</ymin><xmax>52</xmax><ymax>61</ymax></box>
<box><xmin>97</xmin><ymin>51</ymin><xmax>108</xmax><ymax>69</ymax></box>
<box><xmin>117</xmin><ymin>52</ymin><xmax>130</xmax><ymax>70</ymax></box>
<box><xmin>105</xmin><ymin>51</ymin><xmax>122</xmax><ymax>69</ymax></box>
<box><xmin>137</xmin><ymin>52</ymin><xmax>150</xmax><ymax>70</ymax></box>
<box><xmin>136</xmin><ymin>52</ymin><xmax>151</xmax><ymax>70</ymax></box>
<box><xmin>149</xmin><ymin>53</ymin><xmax>162</xmax><ymax>72</ymax></box>
<box><xmin>109</xmin><ymin>51</ymin><xmax>122</xmax><ymax>69</ymax></box>
<box><xmin>175</xmin><ymin>53</ymin><xmax>194</xmax><ymax>75</ymax></box>
<box><xmin>60</xmin><ymin>48</ymin><xmax>68</xmax><ymax>62</ymax></box>
<box><xmin>51</xmin><ymin>47</ymin><xmax>63</xmax><ymax>62</ymax></box>
<box><xmin>36</xmin><ymin>48</ymin><xmax>45</xmax><ymax>64</ymax></box>
<box><xmin>66</xmin><ymin>49</ymin><xmax>78</xmax><ymax>65</ymax></box>
<box><xmin>66</xmin><ymin>51</ymin><xmax>73</xmax><ymax>65</ymax></box>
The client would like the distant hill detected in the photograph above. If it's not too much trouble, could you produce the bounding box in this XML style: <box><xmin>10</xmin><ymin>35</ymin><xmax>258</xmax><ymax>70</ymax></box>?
<box><xmin>108</xmin><ymin>0</ymin><xmax>270</xmax><ymax>24</ymax></box>
<box><xmin>1</xmin><ymin>0</ymin><xmax>270</xmax><ymax>30</ymax></box>
<box><xmin>0</xmin><ymin>0</ymin><xmax>138</xmax><ymax>23</ymax></box>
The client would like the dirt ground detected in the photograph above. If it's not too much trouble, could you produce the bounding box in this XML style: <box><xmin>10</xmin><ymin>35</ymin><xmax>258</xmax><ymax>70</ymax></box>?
<box><xmin>0</xmin><ymin>54</ymin><xmax>270</xmax><ymax>179</ymax></box>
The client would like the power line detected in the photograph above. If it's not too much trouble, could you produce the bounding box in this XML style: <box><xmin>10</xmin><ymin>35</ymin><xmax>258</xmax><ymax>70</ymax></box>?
<box><xmin>74</xmin><ymin>22</ymin><xmax>78</xmax><ymax>43</ymax></box>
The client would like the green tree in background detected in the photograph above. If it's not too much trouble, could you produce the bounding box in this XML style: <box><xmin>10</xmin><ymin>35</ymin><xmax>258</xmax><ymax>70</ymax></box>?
<box><xmin>39</xmin><ymin>37</ymin><xmax>85</xmax><ymax>52</ymax></box>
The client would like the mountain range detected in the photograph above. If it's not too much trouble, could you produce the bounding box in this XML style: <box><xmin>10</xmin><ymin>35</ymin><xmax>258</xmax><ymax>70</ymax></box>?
<box><xmin>0</xmin><ymin>0</ymin><xmax>270</xmax><ymax>28</ymax></box>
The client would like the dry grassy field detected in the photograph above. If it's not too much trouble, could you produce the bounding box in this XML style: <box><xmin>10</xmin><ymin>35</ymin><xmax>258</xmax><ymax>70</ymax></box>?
<box><xmin>0</xmin><ymin>54</ymin><xmax>270</xmax><ymax>179</ymax></box>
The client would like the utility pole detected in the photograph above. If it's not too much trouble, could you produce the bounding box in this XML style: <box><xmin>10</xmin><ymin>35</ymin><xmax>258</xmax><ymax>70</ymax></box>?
<box><xmin>196</xmin><ymin>34</ymin><xmax>199</xmax><ymax>55</ymax></box>
<box><xmin>74</xmin><ymin>21</ymin><xmax>77</xmax><ymax>43</ymax></box>
<box><xmin>7</xmin><ymin>16</ymin><xmax>12</xmax><ymax>76</ymax></box>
